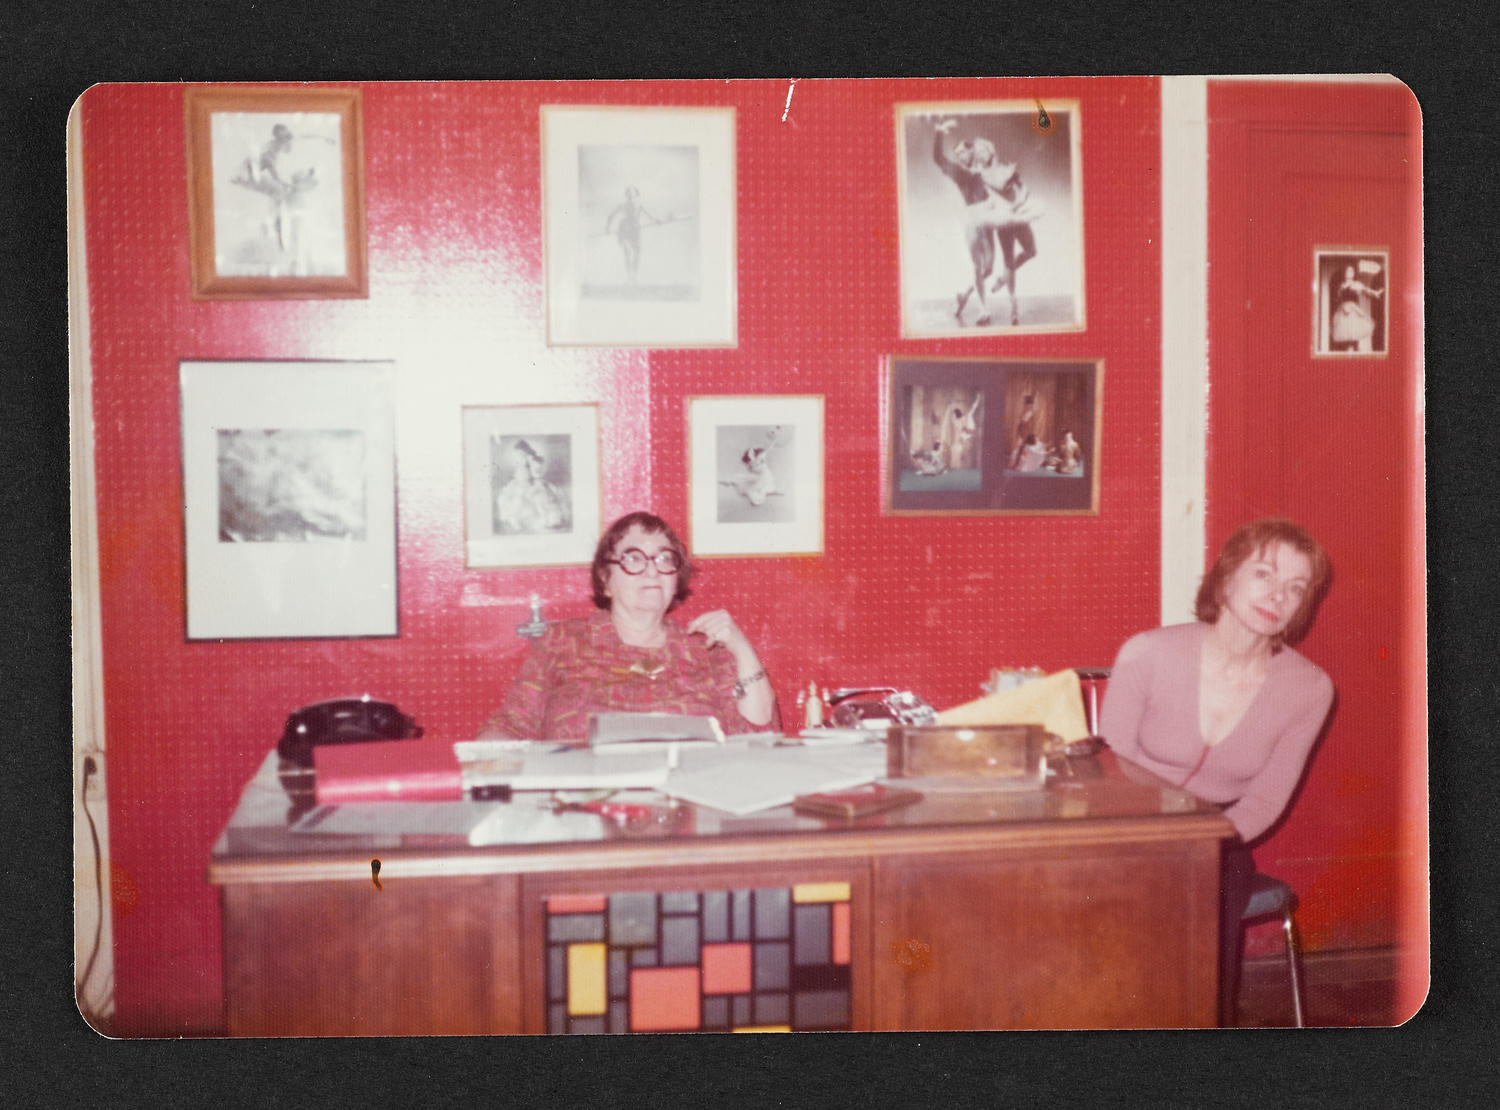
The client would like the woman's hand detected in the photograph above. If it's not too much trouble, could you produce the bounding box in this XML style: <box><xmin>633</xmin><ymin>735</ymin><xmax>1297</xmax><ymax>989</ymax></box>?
<box><xmin>686</xmin><ymin>609</ymin><xmax>750</xmax><ymax>655</ymax></box>
<box><xmin>688</xmin><ymin>609</ymin><xmax>773</xmax><ymax>727</ymax></box>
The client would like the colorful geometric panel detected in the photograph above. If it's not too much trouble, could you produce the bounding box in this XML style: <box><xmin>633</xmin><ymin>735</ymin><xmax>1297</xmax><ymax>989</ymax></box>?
<box><xmin>544</xmin><ymin>883</ymin><xmax>853</xmax><ymax>1033</ymax></box>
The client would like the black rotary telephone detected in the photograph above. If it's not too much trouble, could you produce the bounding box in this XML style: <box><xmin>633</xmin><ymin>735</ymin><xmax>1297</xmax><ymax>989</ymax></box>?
<box><xmin>276</xmin><ymin>696</ymin><xmax>423</xmax><ymax>769</ymax></box>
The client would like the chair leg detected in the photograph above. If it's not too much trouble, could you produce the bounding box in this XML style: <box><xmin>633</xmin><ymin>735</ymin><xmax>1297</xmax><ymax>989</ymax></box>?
<box><xmin>1281</xmin><ymin>908</ymin><xmax>1306</xmax><ymax>1028</ymax></box>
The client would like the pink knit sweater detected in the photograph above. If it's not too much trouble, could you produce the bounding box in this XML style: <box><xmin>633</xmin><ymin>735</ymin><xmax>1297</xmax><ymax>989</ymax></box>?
<box><xmin>1099</xmin><ymin>622</ymin><xmax>1334</xmax><ymax>842</ymax></box>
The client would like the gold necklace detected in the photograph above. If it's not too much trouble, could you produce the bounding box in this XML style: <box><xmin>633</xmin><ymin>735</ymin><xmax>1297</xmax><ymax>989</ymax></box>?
<box><xmin>628</xmin><ymin>660</ymin><xmax>666</xmax><ymax>680</ymax></box>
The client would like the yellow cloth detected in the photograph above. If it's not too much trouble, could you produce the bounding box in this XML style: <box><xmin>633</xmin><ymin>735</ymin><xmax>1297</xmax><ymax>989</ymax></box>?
<box><xmin>934</xmin><ymin>669</ymin><xmax>1089</xmax><ymax>742</ymax></box>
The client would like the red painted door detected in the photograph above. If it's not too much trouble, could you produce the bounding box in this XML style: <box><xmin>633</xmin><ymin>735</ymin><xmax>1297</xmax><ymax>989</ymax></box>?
<box><xmin>1208</xmin><ymin>81</ymin><xmax>1425</xmax><ymax>1022</ymax></box>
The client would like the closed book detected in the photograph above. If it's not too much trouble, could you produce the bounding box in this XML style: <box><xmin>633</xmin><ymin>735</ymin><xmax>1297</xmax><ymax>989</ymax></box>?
<box><xmin>314</xmin><ymin>740</ymin><xmax>463</xmax><ymax>804</ymax></box>
<box><xmin>792</xmin><ymin>783</ymin><xmax>923</xmax><ymax>820</ymax></box>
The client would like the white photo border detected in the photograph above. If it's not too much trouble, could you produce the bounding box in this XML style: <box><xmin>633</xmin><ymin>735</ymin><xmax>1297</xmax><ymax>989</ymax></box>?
<box><xmin>896</xmin><ymin>99</ymin><xmax>1085</xmax><ymax>337</ymax></box>
<box><xmin>180</xmin><ymin>360</ymin><xmax>396</xmax><ymax>640</ymax></box>
<box><xmin>542</xmin><ymin>105</ymin><xmax>737</xmax><ymax>348</ymax></box>
<box><xmin>688</xmin><ymin>395</ymin><xmax>824</xmax><ymax>558</ymax></box>
<box><xmin>461</xmin><ymin>403</ymin><xmax>602</xmax><ymax>568</ymax></box>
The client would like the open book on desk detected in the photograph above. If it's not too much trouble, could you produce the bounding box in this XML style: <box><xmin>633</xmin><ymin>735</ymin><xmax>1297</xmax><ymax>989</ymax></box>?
<box><xmin>662</xmin><ymin>742</ymin><xmax>887</xmax><ymax>816</ymax></box>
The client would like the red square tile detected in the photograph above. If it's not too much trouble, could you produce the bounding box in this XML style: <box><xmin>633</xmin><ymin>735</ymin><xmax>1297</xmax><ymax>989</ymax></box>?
<box><xmin>630</xmin><ymin>967</ymin><xmax>701</xmax><ymax>1032</ymax></box>
<box><xmin>701</xmin><ymin>943</ymin><xmax>752</xmax><ymax>995</ymax></box>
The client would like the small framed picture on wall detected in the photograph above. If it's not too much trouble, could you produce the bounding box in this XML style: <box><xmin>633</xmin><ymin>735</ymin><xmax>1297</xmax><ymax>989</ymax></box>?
<box><xmin>180</xmin><ymin>360</ymin><xmax>397</xmax><ymax>639</ymax></box>
<box><xmin>688</xmin><ymin>395</ymin><xmax>823</xmax><ymax>557</ymax></box>
<box><xmin>885</xmin><ymin>356</ymin><xmax>1101</xmax><ymax>515</ymax></box>
<box><xmin>183</xmin><ymin>85</ymin><xmax>367</xmax><ymax>299</ymax></box>
<box><xmin>1313</xmin><ymin>247</ymin><xmax>1389</xmax><ymax>357</ymax></box>
<box><xmin>896</xmin><ymin>100</ymin><xmax>1085</xmax><ymax>337</ymax></box>
<box><xmin>542</xmin><ymin>105</ymin><xmax>737</xmax><ymax>348</ymax></box>
<box><xmin>461</xmin><ymin>404</ymin><xmax>602</xmax><ymax>568</ymax></box>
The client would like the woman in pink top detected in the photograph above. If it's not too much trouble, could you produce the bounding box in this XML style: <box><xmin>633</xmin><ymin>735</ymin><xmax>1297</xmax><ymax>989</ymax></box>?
<box><xmin>1100</xmin><ymin>518</ymin><xmax>1333</xmax><ymax>1024</ymax></box>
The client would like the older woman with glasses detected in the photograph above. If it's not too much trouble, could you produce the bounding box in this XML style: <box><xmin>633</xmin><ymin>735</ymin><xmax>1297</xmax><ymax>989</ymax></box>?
<box><xmin>478</xmin><ymin>511</ymin><xmax>777</xmax><ymax>740</ymax></box>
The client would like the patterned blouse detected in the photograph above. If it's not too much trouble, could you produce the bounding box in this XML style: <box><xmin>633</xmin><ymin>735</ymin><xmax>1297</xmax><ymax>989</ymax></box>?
<box><xmin>482</xmin><ymin>611</ymin><xmax>778</xmax><ymax>740</ymax></box>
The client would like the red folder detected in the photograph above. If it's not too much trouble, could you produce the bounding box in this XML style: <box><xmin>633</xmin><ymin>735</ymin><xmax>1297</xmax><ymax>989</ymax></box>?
<box><xmin>313</xmin><ymin>740</ymin><xmax>463</xmax><ymax>804</ymax></box>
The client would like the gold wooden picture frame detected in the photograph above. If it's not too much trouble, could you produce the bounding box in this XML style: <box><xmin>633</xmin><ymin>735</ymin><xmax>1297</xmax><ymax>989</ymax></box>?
<box><xmin>184</xmin><ymin>85</ymin><xmax>367</xmax><ymax>299</ymax></box>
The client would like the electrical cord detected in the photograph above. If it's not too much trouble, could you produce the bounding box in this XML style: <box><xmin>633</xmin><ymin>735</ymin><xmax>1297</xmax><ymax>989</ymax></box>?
<box><xmin>76</xmin><ymin>755</ymin><xmax>105</xmax><ymax>1014</ymax></box>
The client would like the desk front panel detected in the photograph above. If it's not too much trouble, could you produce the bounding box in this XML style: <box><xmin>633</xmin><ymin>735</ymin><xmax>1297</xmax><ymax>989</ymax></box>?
<box><xmin>221</xmin><ymin>873</ymin><xmax>522</xmax><ymax>1037</ymax></box>
<box><xmin>871</xmin><ymin>833</ymin><xmax>1222</xmax><ymax>1030</ymax></box>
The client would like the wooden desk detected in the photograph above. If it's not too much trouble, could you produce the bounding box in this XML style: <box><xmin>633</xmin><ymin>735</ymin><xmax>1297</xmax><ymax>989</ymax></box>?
<box><xmin>210</xmin><ymin>748</ymin><xmax>1230</xmax><ymax>1034</ymax></box>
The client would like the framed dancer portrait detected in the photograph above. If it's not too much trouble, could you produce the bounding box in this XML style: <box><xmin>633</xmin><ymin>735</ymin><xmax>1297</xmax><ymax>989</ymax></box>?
<box><xmin>688</xmin><ymin>395</ymin><xmax>824</xmax><ymax>557</ymax></box>
<box><xmin>183</xmin><ymin>85</ymin><xmax>367</xmax><ymax>299</ymax></box>
<box><xmin>461</xmin><ymin>404</ymin><xmax>602</xmax><ymax>568</ymax></box>
<box><xmin>1313</xmin><ymin>248</ymin><xmax>1389</xmax><ymax>357</ymax></box>
<box><xmin>884</xmin><ymin>356</ymin><xmax>1101</xmax><ymax>516</ymax></box>
<box><xmin>896</xmin><ymin>100</ymin><xmax>1084</xmax><ymax>337</ymax></box>
<box><xmin>542</xmin><ymin>105</ymin><xmax>737</xmax><ymax>348</ymax></box>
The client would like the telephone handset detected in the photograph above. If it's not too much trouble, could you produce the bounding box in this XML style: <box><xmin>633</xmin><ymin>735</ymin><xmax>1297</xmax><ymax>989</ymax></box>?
<box><xmin>276</xmin><ymin>696</ymin><xmax>423</xmax><ymax>769</ymax></box>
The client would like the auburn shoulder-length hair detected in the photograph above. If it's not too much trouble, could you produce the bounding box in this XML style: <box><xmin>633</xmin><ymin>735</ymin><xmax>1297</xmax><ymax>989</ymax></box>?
<box><xmin>1195</xmin><ymin>518</ymin><xmax>1331</xmax><ymax>646</ymax></box>
<box><xmin>590</xmin><ymin>511</ymin><xmax>696</xmax><ymax>612</ymax></box>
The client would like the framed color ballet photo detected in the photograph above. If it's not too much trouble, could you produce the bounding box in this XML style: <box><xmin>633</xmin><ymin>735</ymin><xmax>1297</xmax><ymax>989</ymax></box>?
<box><xmin>460</xmin><ymin>404</ymin><xmax>602</xmax><ymax>568</ymax></box>
<box><xmin>896</xmin><ymin>100</ymin><xmax>1085</xmax><ymax>337</ymax></box>
<box><xmin>183</xmin><ymin>85</ymin><xmax>367</xmax><ymax>299</ymax></box>
<box><xmin>542</xmin><ymin>105</ymin><xmax>737</xmax><ymax>348</ymax></box>
<box><xmin>1313</xmin><ymin>247</ymin><xmax>1389</xmax><ymax>357</ymax></box>
<box><xmin>688</xmin><ymin>395</ymin><xmax>824</xmax><ymax>557</ymax></box>
<box><xmin>885</xmin><ymin>356</ymin><xmax>1101</xmax><ymax>515</ymax></box>
<box><xmin>179</xmin><ymin>360</ymin><xmax>397</xmax><ymax>639</ymax></box>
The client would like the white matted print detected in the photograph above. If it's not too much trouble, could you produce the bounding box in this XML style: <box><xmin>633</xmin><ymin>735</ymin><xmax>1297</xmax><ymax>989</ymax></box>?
<box><xmin>1314</xmin><ymin>248</ymin><xmax>1389</xmax><ymax>356</ymax></box>
<box><xmin>543</xmin><ymin>105</ymin><xmax>736</xmax><ymax>347</ymax></box>
<box><xmin>180</xmin><ymin>360</ymin><xmax>396</xmax><ymax>639</ymax></box>
<box><xmin>897</xmin><ymin>100</ymin><xmax>1084</xmax><ymax>336</ymax></box>
<box><xmin>689</xmin><ymin>396</ymin><xmax>823</xmax><ymax>557</ymax></box>
<box><xmin>462</xmin><ymin>404</ymin><xmax>601</xmax><ymax>567</ymax></box>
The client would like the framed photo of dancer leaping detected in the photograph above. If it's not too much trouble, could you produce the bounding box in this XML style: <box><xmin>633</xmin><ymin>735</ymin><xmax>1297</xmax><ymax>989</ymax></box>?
<box><xmin>542</xmin><ymin>105</ymin><xmax>737</xmax><ymax>348</ymax></box>
<box><xmin>896</xmin><ymin>101</ymin><xmax>1084</xmax><ymax>337</ymax></box>
<box><xmin>688</xmin><ymin>395</ymin><xmax>824</xmax><ymax>557</ymax></box>
<box><xmin>884</xmin><ymin>356</ymin><xmax>1101</xmax><ymax>516</ymax></box>
<box><xmin>183</xmin><ymin>85</ymin><xmax>367</xmax><ymax>299</ymax></box>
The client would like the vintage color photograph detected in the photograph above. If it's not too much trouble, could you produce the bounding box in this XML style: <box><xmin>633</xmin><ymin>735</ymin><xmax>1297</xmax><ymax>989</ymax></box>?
<box><xmin>897</xmin><ymin>101</ymin><xmax>1084</xmax><ymax>336</ymax></box>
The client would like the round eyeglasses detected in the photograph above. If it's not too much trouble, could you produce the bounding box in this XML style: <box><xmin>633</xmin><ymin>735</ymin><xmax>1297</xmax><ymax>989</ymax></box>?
<box><xmin>609</xmin><ymin>547</ymin><xmax>683</xmax><ymax>575</ymax></box>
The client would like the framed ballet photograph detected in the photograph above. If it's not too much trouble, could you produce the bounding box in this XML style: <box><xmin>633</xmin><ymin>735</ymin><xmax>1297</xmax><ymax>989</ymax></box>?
<box><xmin>1313</xmin><ymin>248</ymin><xmax>1389</xmax><ymax>356</ymax></box>
<box><xmin>884</xmin><ymin>356</ymin><xmax>1101</xmax><ymax>515</ymax></box>
<box><xmin>542</xmin><ymin>105</ymin><xmax>737</xmax><ymax>348</ymax></box>
<box><xmin>896</xmin><ymin>100</ymin><xmax>1085</xmax><ymax>337</ymax></box>
<box><xmin>180</xmin><ymin>360</ymin><xmax>397</xmax><ymax>639</ymax></box>
<box><xmin>183</xmin><ymin>85</ymin><xmax>367</xmax><ymax>300</ymax></box>
<box><xmin>461</xmin><ymin>404</ymin><xmax>602</xmax><ymax>568</ymax></box>
<box><xmin>688</xmin><ymin>395</ymin><xmax>824</xmax><ymax>557</ymax></box>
